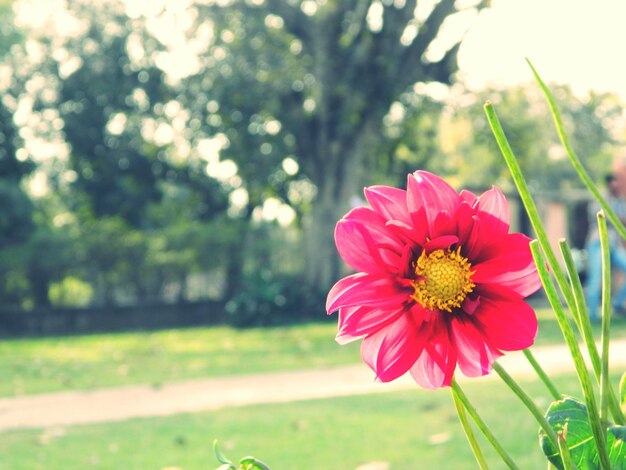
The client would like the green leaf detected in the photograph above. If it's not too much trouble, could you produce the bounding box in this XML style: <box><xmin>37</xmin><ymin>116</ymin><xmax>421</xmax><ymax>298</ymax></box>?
<box><xmin>539</xmin><ymin>397</ymin><xmax>626</xmax><ymax>470</ymax></box>
<box><xmin>239</xmin><ymin>456</ymin><xmax>271</xmax><ymax>470</ymax></box>
<box><xmin>213</xmin><ymin>439</ymin><xmax>234</xmax><ymax>466</ymax></box>
<box><xmin>609</xmin><ymin>426</ymin><xmax>626</xmax><ymax>469</ymax></box>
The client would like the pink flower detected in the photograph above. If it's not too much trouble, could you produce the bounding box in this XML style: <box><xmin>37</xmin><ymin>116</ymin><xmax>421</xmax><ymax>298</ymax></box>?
<box><xmin>326</xmin><ymin>171</ymin><xmax>541</xmax><ymax>389</ymax></box>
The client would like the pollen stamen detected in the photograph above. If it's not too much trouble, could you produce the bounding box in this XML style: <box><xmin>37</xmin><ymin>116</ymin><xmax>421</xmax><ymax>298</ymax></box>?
<box><xmin>410</xmin><ymin>246</ymin><xmax>475</xmax><ymax>312</ymax></box>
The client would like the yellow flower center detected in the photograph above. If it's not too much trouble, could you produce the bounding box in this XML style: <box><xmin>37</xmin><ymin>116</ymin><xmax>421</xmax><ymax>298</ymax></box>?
<box><xmin>410</xmin><ymin>247</ymin><xmax>475</xmax><ymax>312</ymax></box>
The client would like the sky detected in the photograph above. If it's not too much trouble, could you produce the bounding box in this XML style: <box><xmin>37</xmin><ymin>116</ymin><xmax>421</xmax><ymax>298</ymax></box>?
<box><xmin>457</xmin><ymin>0</ymin><xmax>626</xmax><ymax>98</ymax></box>
<box><xmin>14</xmin><ymin>0</ymin><xmax>626</xmax><ymax>98</ymax></box>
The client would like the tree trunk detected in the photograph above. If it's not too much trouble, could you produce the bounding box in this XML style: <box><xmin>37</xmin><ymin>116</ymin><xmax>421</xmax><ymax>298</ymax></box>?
<box><xmin>303</xmin><ymin>119</ymin><xmax>379</xmax><ymax>298</ymax></box>
<box><xmin>303</xmin><ymin>185</ymin><xmax>347</xmax><ymax>299</ymax></box>
<box><xmin>223</xmin><ymin>218</ymin><xmax>249</xmax><ymax>301</ymax></box>
<box><xmin>28</xmin><ymin>268</ymin><xmax>51</xmax><ymax>309</ymax></box>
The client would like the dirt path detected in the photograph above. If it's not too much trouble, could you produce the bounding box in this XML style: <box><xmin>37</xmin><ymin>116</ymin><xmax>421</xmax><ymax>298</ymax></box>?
<box><xmin>1</xmin><ymin>340</ymin><xmax>625</xmax><ymax>432</ymax></box>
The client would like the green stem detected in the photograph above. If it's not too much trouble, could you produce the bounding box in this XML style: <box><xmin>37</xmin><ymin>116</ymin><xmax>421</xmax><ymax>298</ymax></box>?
<box><xmin>451</xmin><ymin>378</ymin><xmax>519</xmax><ymax>470</ymax></box>
<box><xmin>557</xmin><ymin>428</ymin><xmax>577</xmax><ymax>470</ymax></box>
<box><xmin>492</xmin><ymin>362</ymin><xmax>559</xmax><ymax>449</ymax></box>
<box><xmin>527</xmin><ymin>58</ymin><xmax>626</xmax><ymax>242</ymax></box>
<box><xmin>598</xmin><ymin>212</ymin><xmax>611</xmax><ymax>423</ymax></box>
<box><xmin>529</xmin><ymin>58</ymin><xmax>624</xmax><ymax>425</ymax></box>
<box><xmin>530</xmin><ymin>241</ymin><xmax>611</xmax><ymax>469</ymax></box>
<box><xmin>483</xmin><ymin>102</ymin><xmax>578</xmax><ymax>331</ymax></box>
<box><xmin>559</xmin><ymin>236</ymin><xmax>625</xmax><ymax>424</ymax></box>
<box><xmin>451</xmin><ymin>385</ymin><xmax>490</xmax><ymax>470</ymax></box>
<box><xmin>522</xmin><ymin>349</ymin><xmax>561</xmax><ymax>401</ymax></box>
<box><xmin>557</xmin><ymin>239</ymin><xmax>585</xmax><ymax>331</ymax></box>
<box><xmin>558</xmin><ymin>239</ymin><xmax>591</xmax><ymax>335</ymax></box>
<box><xmin>483</xmin><ymin>100</ymin><xmax>623</xmax><ymax>427</ymax></box>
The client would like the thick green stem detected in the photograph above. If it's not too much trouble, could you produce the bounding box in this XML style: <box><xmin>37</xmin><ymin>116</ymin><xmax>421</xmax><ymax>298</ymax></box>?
<box><xmin>483</xmin><ymin>102</ymin><xmax>578</xmax><ymax>334</ymax></box>
<box><xmin>557</xmin><ymin>428</ymin><xmax>576</xmax><ymax>470</ymax></box>
<box><xmin>559</xmin><ymin>239</ymin><xmax>593</xmax><ymax>339</ymax></box>
<box><xmin>522</xmin><ymin>349</ymin><xmax>561</xmax><ymax>401</ymax></box>
<box><xmin>559</xmin><ymin>239</ymin><xmax>624</xmax><ymax>425</ymax></box>
<box><xmin>530</xmin><ymin>241</ymin><xmax>610</xmax><ymax>469</ymax></box>
<box><xmin>528</xmin><ymin>58</ymin><xmax>624</xmax><ymax>426</ymax></box>
<box><xmin>598</xmin><ymin>212</ymin><xmax>611</xmax><ymax>423</ymax></box>
<box><xmin>451</xmin><ymin>378</ymin><xmax>519</xmax><ymax>470</ymax></box>
<box><xmin>451</xmin><ymin>385</ymin><xmax>490</xmax><ymax>470</ymax></box>
<box><xmin>527</xmin><ymin>59</ymin><xmax>626</xmax><ymax>242</ymax></box>
<box><xmin>558</xmin><ymin>239</ymin><xmax>585</xmax><ymax>330</ymax></box>
<box><xmin>492</xmin><ymin>362</ymin><xmax>559</xmax><ymax>448</ymax></box>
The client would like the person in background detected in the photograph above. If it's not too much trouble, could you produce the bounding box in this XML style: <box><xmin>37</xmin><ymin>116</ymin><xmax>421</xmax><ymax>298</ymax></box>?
<box><xmin>585</xmin><ymin>172</ymin><xmax>626</xmax><ymax>321</ymax></box>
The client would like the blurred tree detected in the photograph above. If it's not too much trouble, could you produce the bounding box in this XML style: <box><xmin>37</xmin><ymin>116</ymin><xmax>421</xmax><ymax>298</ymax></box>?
<box><xmin>0</xmin><ymin>3</ymin><xmax>38</xmax><ymax>306</ymax></box>
<box><xmin>379</xmin><ymin>91</ymin><xmax>447</xmax><ymax>188</ymax></box>
<box><xmin>0</xmin><ymin>7</ymin><xmax>33</xmax><ymax>248</ymax></box>
<box><xmin>5</xmin><ymin>0</ymin><xmax>234</xmax><ymax>308</ymax></box>
<box><xmin>187</xmin><ymin>0</ymin><xmax>489</xmax><ymax>296</ymax></box>
<box><xmin>442</xmin><ymin>84</ymin><xmax>622</xmax><ymax>191</ymax></box>
<box><xmin>53</xmin><ymin>2</ymin><xmax>168</xmax><ymax>227</ymax></box>
<box><xmin>23</xmin><ymin>225</ymin><xmax>75</xmax><ymax>308</ymax></box>
<box><xmin>8</xmin><ymin>0</ymin><xmax>624</xmax><ymax>319</ymax></box>
<box><xmin>78</xmin><ymin>216</ymin><xmax>140</xmax><ymax>306</ymax></box>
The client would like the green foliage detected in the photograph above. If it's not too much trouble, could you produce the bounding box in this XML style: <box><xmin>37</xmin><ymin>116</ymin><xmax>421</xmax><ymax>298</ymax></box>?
<box><xmin>0</xmin><ymin>3</ymin><xmax>22</xmax><ymax>58</ymax></box>
<box><xmin>214</xmin><ymin>440</ymin><xmax>270</xmax><ymax>470</ymax></box>
<box><xmin>225</xmin><ymin>272</ymin><xmax>314</xmax><ymax>328</ymax></box>
<box><xmin>540</xmin><ymin>396</ymin><xmax>626</xmax><ymax>470</ymax></box>
<box><xmin>2</xmin><ymin>0</ymin><xmax>625</xmax><ymax>317</ymax></box>
<box><xmin>0</xmin><ymin>84</ymin><xmax>34</xmax><ymax>251</ymax></box>
<box><xmin>223</xmin><ymin>221</ymin><xmax>323</xmax><ymax>327</ymax></box>
<box><xmin>56</xmin><ymin>9</ymin><xmax>166</xmax><ymax>226</ymax></box>
<box><xmin>444</xmin><ymin>85</ymin><xmax>621</xmax><ymax>191</ymax></box>
<box><xmin>0</xmin><ymin>181</ymin><xmax>33</xmax><ymax>249</ymax></box>
<box><xmin>48</xmin><ymin>276</ymin><xmax>93</xmax><ymax>308</ymax></box>
<box><xmin>23</xmin><ymin>226</ymin><xmax>76</xmax><ymax>308</ymax></box>
<box><xmin>378</xmin><ymin>94</ymin><xmax>447</xmax><ymax>188</ymax></box>
<box><xmin>181</xmin><ymin>0</ymin><xmax>489</xmax><ymax>292</ymax></box>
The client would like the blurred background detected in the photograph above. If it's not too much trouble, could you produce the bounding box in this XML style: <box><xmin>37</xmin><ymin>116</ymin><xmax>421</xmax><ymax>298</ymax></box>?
<box><xmin>0</xmin><ymin>0</ymin><xmax>625</xmax><ymax>333</ymax></box>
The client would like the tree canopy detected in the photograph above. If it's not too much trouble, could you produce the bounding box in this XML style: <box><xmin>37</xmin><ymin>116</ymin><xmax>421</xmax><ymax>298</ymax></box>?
<box><xmin>0</xmin><ymin>0</ymin><xmax>624</xmax><ymax>323</ymax></box>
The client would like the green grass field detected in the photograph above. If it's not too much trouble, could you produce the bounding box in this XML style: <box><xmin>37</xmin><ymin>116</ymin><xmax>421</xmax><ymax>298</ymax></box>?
<box><xmin>1</xmin><ymin>308</ymin><xmax>625</xmax><ymax>469</ymax></box>
<box><xmin>0</xmin><ymin>308</ymin><xmax>625</xmax><ymax>397</ymax></box>
<box><xmin>0</xmin><ymin>373</ymin><xmax>617</xmax><ymax>470</ymax></box>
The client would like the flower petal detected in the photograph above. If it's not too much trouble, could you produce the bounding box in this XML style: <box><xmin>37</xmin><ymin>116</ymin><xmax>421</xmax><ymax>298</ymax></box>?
<box><xmin>430</xmin><ymin>210</ymin><xmax>457</xmax><ymax>239</ymax></box>
<box><xmin>409</xmin><ymin>317</ymin><xmax>457</xmax><ymax>389</ymax></box>
<box><xmin>335</xmin><ymin>207</ymin><xmax>402</xmax><ymax>274</ymax></box>
<box><xmin>360</xmin><ymin>312</ymin><xmax>430</xmax><ymax>382</ymax></box>
<box><xmin>466</xmin><ymin>187</ymin><xmax>512</xmax><ymax>260</ymax></box>
<box><xmin>472</xmin><ymin>233</ymin><xmax>541</xmax><ymax>297</ymax></box>
<box><xmin>364</xmin><ymin>185</ymin><xmax>411</xmax><ymax>225</ymax></box>
<box><xmin>336</xmin><ymin>304</ymin><xmax>404</xmax><ymax>345</ymax></box>
<box><xmin>459</xmin><ymin>189</ymin><xmax>478</xmax><ymax>206</ymax></box>
<box><xmin>424</xmin><ymin>235</ymin><xmax>459</xmax><ymax>252</ymax></box>
<box><xmin>450</xmin><ymin>316</ymin><xmax>502</xmax><ymax>377</ymax></box>
<box><xmin>473</xmin><ymin>290</ymin><xmax>538</xmax><ymax>351</ymax></box>
<box><xmin>455</xmin><ymin>202</ymin><xmax>476</xmax><ymax>249</ymax></box>
<box><xmin>477</xmin><ymin>186</ymin><xmax>510</xmax><ymax>231</ymax></box>
<box><xmin>406</xmin><ymin>171</ymin><xmax>459</xmax><ymax>241</ymax></box>
<box><xmin>326</xmin><ymin>273</ymin><xmax>409</xmax><ymax>314</ymax></box>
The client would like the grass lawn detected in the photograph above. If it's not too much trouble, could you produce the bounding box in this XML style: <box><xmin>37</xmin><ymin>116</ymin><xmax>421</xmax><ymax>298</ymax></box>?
<box><xmin>0</xmin><ymin>308</ymin><xmax>625</xmax><ymax>397</ymax></box>
<box><xmin>0</xmin><ymin>372</ymin><xmax>618</xmax><ymax>470</ymax></box>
